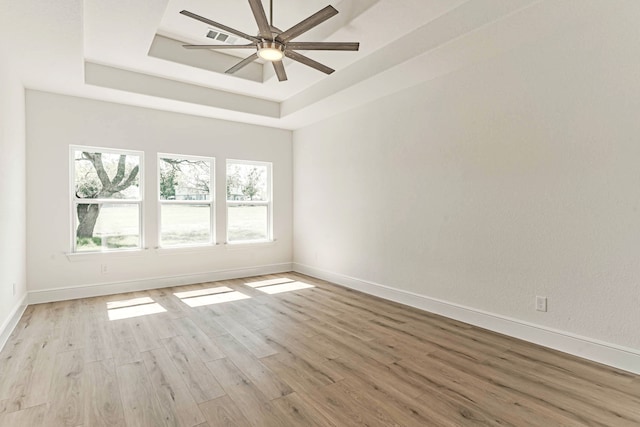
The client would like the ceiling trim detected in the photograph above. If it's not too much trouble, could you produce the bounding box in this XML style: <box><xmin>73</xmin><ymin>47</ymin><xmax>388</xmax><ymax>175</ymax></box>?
<box><xmin>84</xmin><ymin>62</ymin><xmax>280</xmax><ymax>118</ymax></box>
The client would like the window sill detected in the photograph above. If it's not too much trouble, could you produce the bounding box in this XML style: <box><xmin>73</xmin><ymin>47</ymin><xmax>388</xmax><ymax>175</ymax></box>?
<box><xmin>154</xmin><ymin>244</ymin><xmax>222</xmax><ymax>255</ymax></box>
<box><xmin>224</xmin><ymin>240</ymin><xmax>277</xmax><ymax>250</ymax></box>
<box><xmin>65</xmin><ymin>248</ymin><xmax>149</xmax><ymax>262</ymax></box>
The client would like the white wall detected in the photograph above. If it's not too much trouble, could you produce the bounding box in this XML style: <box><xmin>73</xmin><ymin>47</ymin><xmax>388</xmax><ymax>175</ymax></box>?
<box><xmin>0</xmin><ymin>0</ymin><xmax>83</xmax><ymax>343</ymax></box>
<box><xmin>26</xmin><ymin>91</ymin><xmax>292</xmax><ymax>299</ymax></box>
<box><xmin>293</xmin><ymin>7</ymin><xmax>640</xmax><ymax>353</ymax></box>
<box><xmin>0</xmin><ymin>61</ymin><xmax>28</xmax><ymax>344</ymax></box>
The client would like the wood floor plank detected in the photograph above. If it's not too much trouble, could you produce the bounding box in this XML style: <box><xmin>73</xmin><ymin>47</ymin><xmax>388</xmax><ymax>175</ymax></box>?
<box><xmin>147</xmin><ymin>288</ymin><xmax>188</xmax><ymax>319</ymax></box>
<box><xmin>392</xmin><ymin>353</ymin><xmax>579</xmax><ymax>426</ymax></box>
<box><xmin>171</xmin><ymin>317</ymin><xmax>225</xmax><ymax>362</ymax></box>
<box><xmin>305</xmin><ymin>320</ymin><xmax>400</xmax><ymax>365</ymax></box>
<box><xmin>1</xmin><ymin>330</ymin><xmax>59</xmax><ymax>411</ymax></box>
<box><xmin>84</xmin><ymin>359</ymin><xmax>126</xmax><ymax>427</ymax></box>
<box><xmin>198</xmin><ymin>395</ymin><xmax>251</xmax><ymax>427</ymax></box>
<box><xmin>483</xmin><ymin>351</ymin><xmax>640</xmax><ymax>425</ymax></box>
<box><xmin>500</xmin><ymin>348</ymin><xmax>640</xmax><ymax>407</ymax></box>
<box><xmin>0</xmin><ymin>403</ymin><xmax>47</xmax><ymax>427</ymax></box>
<box><xmin>256</xmin><ymin>327</ymin><xmax>334</xmax><ymax>367</ymax></box>
<box><xmin>1</xmin><ymin>340</ymin><xmax>38</xmax><ymax>409</ymax></box>
<box><xmin>84</xmin><ymin>319</ymin><xmax>114</xmax><ymax>363</ymax></box>
<box><xmin>141</xmin><ymin>348</ymin><xmax>207</xmax><ymax>427</ymax></box>
<box><xmin>205</xmin><ymin>358</ymin><xmax>289</xmax><ymax>427</ymax></box>
<box><xmin>254</xmin><ymin>310</ymin><xmax>318</xmax><ymax>338</ymax></box>
<box><xmin>506</xmin><ymin>342</ymin><xmax>639</xmax><ymax>392</ymax></box>
<box><xmin>305</xmin><ymin>380</ymin><xmax>406</xmax><ymax>427</ymax></box>
<box><xmin>110</xmin><ymin>320</ymin><xmax>142</xmax><ymax>366</ymax></box>
<box><xmin>258</xmin><ymin>333</ymin><xmax>343</xmax><ymax>386</ymax></box>
<box><xmin>260</xmin><ymin>355</ymin><xmax>334</xmax><ymax>394</ymax></box>
<box><xmin>220</xmin><ymin>301</ymin><xmax>268</xmax><ymax>331</ymax></box>
<box><xmin>213</xmin><ymin>316</ymin><xmax>277</xmax><ymax>358</ymax></box>
<box><xmin>428</xmin><ymin>350</ymin><xmax>627</xmax><ymax>426</ymax></box>
<box><xmin>215</xmin><ymin>334</ymin><xmax>294</xmax><ymax>400</ymax></box>
<box><xmin>372</xmin><ymin>317</ymin><xmax>502</xmax><ymax>363</ymax></box>
<box><xmin>116</xmin><ymin>361</ymin><xmax>176</xmax><ymax>427</ymax></box>
<box><xmin>46</xmin><ymin>349</ymin><xmax>84</xmax><ymax>427</ymax></box>
<box><xmin>161</xmin><ymin>336</ymin><xmax>225</xmax><ymax>403</ymax></box>
<box><xmin>256</xmin><ymin>297</ymin><xmax>313</xmax><ymax>324</ymax></box>
<box><xmin>282</xmin><ymin>291</ymin><xmax>346</xmax><ymax>317</ymax></box>
<box><xmin>60</xmin><ymin>314</ymin><xmax>85</xmax><ymax>352</ymax></box>
<box><xmin>148</xmin><ymin>313</ymin><xmax>180</xmax><ymax>340</ymax></box>
<box><xmin>271</xmin><ymin>391</ymin><xmax>337</xmax><ymax>427</ymax></box>
<box><xmin>128</xmin><ymin>317</ymin><xmax>162</xmax><ymax>352</ymax></box>
<box><xmin>0</xmin><ymin>338</ymin><xmax>31</xmax><ymax>400</ymax></box>
<box><xmin>82</xmin><ymin>295</ymin><xmax>112</xmax><ymax>319</ymax></box>
<box><xmin>327</xmin><ymin>352</ymin><xmax>427</xmax><ymax>399</ymax></box>
<box><xmin>4</xmin><ymin>308</ymin><xmax>34</xmax><ymax>343</ymax></box>
<box><xmin>21</xmin><ymin>331</ymin><xmax>60</xmax><ymax>409</ymax></box>
<box><xmin>186</xmin><ymin>307</ymin><xmax>227</xmax><ymax>337</ymax></box>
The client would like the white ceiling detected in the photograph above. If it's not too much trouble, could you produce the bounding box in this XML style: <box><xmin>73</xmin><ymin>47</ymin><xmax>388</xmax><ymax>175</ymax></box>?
<box><xmin>84</xmin><ymin>0</ymin><xmax>471</xmax><ymax>102</ymax></box>
<box><xmin>5</xmin><ymin>0</ymin><xmax>629</xmax><ymax>130</ymax></box>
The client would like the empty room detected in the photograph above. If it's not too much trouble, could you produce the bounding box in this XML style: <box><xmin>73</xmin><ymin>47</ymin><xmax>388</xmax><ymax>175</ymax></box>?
<box><xmin>1</xmin><ymin>0</ymin><xmax>640</xmax><ymax>425</ymax></box>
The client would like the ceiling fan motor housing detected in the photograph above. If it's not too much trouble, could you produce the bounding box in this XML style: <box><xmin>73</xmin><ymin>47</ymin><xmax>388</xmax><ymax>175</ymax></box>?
<box><xmin>257</xmin><ymin>41</ymin><xmax>285</xmax><ymax>61</ymax></box>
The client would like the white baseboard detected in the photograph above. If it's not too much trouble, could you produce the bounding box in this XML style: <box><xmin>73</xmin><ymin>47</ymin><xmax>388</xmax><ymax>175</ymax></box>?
<box><xmin>293</xmin><ymin>262</ymin><xmax>640</xmax><ymax>375</ymax></box>
<box><xmin>0</xmin><ymin>293</ymin><xmax>28</xmax><ymax>352</ymax></box>
<box><xmin>28</xmin><ymin>262</ymin><xmax>293</xmax><ymax>305</ymax></box>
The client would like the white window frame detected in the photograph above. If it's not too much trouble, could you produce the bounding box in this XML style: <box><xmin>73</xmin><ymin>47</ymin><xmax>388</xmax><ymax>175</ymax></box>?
<box><xmin>158</xmin><ymin>153</ymin><xmax>215</xmax><ymax>248</ymax></box>
<box><xmin>226</xmin><ymin>159</ymin><xmax>273</xmax><ymax>244</ymax></box>
<box><xmin>70</xmin><ymin>145</ymin><xmax>144</xmax><ymax>253</ymax></box>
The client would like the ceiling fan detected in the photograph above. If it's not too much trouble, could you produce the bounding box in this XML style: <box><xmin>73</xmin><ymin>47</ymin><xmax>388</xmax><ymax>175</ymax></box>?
<box><xmin>179</xmin><ymin>0</ymin><xmax>360</xmax><ymax>82</ymax></box>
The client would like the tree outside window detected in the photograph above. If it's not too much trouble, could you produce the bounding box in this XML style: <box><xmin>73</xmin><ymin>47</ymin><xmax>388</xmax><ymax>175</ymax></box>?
<box><xmin>72</xmin><ymin>148</ymin><xmax>142</xmax><ymax>252</ymax></box>
<box><xmin>159</xmin><ymin>155</ymin><xmax>214</xmax><ymax>247</ymax></box>
<box><xmin>226</xmin><ymin>161</ymin><xmax>271</xmax><ymax>242</ymax></box>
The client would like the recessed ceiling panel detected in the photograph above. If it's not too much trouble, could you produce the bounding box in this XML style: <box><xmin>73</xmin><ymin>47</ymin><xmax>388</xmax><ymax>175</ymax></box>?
<box><xmin>148</xmin><ymin>35</ymin><xmax>264</xmax><ymax>82</ymax></box>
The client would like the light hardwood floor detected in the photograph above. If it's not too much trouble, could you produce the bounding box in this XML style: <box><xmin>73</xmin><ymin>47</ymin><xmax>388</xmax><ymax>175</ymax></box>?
<box><xmin>1</xmin><ymin>272</ymin><xmax>639</xmax><ymax>426</ymax></box>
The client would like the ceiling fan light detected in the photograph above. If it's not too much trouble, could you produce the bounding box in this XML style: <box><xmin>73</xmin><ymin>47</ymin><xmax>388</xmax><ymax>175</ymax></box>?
<box><xmin>257</xmin><ymin>41</ymin><xmax>284</xmax><ymax>61</ymax></box>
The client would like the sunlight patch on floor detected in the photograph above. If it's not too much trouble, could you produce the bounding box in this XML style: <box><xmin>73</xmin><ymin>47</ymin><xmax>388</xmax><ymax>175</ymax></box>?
<box><xmin>107</xmin><ymin>297</ymin><xmax>166</xmax><ymax>320</ymax></box>
<box><xmin>174</xmin><ymin>286</ymin><xmax>251</xmax><ymax>307</ymax></box>
<box><xmin>243</xmin><ymin>277</ymin><xmax>295</xmax><ymax>288</ymax></box>
<box><xmin>254</xmin><ymin>281</ymin><xmax>315</xmax><ymax>295</ymax></box>
<box><xmin>173</xmin><ymin>286</ymin><xmax>234</xmax><ymax>299</ymax></box>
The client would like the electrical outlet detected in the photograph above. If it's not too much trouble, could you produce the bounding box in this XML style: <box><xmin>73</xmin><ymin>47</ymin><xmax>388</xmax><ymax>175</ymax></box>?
<box><xmin>101</xmin><ymin>264</ymin><xmax>109</xmax><ymax>275</ymax></box>
<box><xmin>536</xmin><ymin>296</ymin><xmax>547</xmax><ymax>312</ymax></box>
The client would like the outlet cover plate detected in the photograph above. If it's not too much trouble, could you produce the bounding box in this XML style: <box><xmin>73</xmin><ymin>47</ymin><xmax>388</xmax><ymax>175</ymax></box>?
<box><xmin>536</xmin><ymin>296</ymin><xmax>547</xmax><ymax>312</ymax></box>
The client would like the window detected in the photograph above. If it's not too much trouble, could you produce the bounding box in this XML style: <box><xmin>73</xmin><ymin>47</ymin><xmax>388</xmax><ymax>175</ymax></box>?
<box><xmin>159</xmin><ymin>154</ymin><xmax>214</xmax><ymax>247</ymax></box>
<box><xmin>71</xmin><ymin>147</ymin><xmax>143</xmax><ymax>252</ymax></box>
<box><xmin>226</xmin><ymin>160</ymin><xmax>272</xmax><ymax>243</ymax></box>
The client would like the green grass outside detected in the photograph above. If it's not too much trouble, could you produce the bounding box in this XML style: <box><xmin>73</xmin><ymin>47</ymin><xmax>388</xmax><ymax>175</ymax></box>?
<box><xmin>76</xmin><ymin>204</ymin><xmax>267</xmax><ymax>251</ymax></box>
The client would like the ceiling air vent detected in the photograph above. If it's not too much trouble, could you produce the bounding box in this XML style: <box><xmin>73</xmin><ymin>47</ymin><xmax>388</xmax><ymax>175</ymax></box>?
<box><xmin>206</xmin><ymin>29</ymin><xmax>238</xmax><ymax>45</ymax></box>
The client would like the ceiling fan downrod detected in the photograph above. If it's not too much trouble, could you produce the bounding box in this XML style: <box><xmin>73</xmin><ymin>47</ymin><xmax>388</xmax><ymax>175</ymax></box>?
<box><xmin>269</xmin><ymin>0</ymin><xmax>273</xmax><ymax>28</ymax></box>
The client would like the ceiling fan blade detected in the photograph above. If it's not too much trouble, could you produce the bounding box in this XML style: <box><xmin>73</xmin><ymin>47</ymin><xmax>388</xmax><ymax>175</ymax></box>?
<box><xmin>226</xmin><ymin>52</ymin><xmax>259</xmax><ymax>74</ymax></box>
<box><xmin>285</xmin><ymin>42</ymin><xmax>359</xmax><ymax>51</ymax></box>
<box><xmin>276</xmin><ymin>6</ymin><xmax>338</xmax><ymax>43</ymax></box>
<box><xmin>248</xmin><ymin>0</ymin><xmax>272</xmax><ymax>39</ymax></box>
<box><xmin>180</xmin><ymin>10</ymin><xmax>260</xmax><ymax>43</ymax></box>
<box><xmin>272</xmin><ymin>60</ymin><xmax>288</xmax><ymax>82</ymax></box>
<box><xmin>183</xmin><ymin>44</ymin><xmax>257</xmax><ymax>49</ymax></box>
<box><xmin>285</xmin><ymin>50</ymin><xmax>334</xmax><ymax>75</ymax></box>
